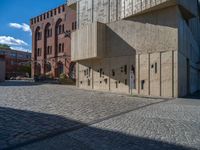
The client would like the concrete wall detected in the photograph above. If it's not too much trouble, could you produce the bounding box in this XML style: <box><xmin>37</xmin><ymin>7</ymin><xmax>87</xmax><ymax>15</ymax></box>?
<box><xmin>71</xmin><ymin>22</ymin><xmax>106</xmax><ymax>61</ymax></box>
<box><xmin>178</xmin><ymin>9</ymin><xmax>200</xmax><ymax>97</ymax></box>
<box><xmin>74</xmin><ymin>0</ymin><xmax>198</xmax><ymax>29</ymax></box>
<box><xmin>72</xmin><ymin>0</ymin><xmax>200</xmax><ymax>97</ymax></box>
<box><xmin>0</xmin><ymin>58</ymin><xmax>5</xmax><ymax>82</ymax></box>
<box><xmin>77</xmin><ymin>55</ymin><xmax>135</xmax><ymax>94</ymax></box>
<box><xmin>76</xmin><ymin>6</ymin><xmax>179</xmax><ymax>97</ymax></box>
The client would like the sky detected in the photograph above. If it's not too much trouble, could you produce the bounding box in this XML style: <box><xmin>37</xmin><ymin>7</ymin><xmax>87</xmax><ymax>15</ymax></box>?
<box><xmin>0</xmin><ymin>0</ymin><xmax>67</xmax><ymax>52</ymax></box>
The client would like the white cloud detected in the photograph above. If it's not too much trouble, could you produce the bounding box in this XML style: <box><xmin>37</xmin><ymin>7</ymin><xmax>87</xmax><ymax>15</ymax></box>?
<box><xmin>9</xmin><ymin>23</ymin><xmax>31</xmax><ymax>33</ymax></box>
<box><xmin>0</xmin><ymin>36</ymin><xmax>28</xmax><ymax>46</ymax></box>
<box><xmin>10</xmin><ymin>46</ymin><xmax>31</xmax><ymax>52</ymax></box>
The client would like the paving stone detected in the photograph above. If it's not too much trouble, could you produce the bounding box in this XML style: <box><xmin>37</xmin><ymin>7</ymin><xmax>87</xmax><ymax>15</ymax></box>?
<box><xmin>0</xmin><ymin>81</ymin><xmax>161</xmax><ymax>149</ymax></box>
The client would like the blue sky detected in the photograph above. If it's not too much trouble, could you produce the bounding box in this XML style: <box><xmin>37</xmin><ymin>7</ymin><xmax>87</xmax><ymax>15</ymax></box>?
<box><xmin>0</xmin><ymin>0</ymin><xmax>66</xmax><ymax>52</ymax></box>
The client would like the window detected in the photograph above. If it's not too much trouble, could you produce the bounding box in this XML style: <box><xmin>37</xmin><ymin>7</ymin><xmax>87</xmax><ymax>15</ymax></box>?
<box><xmin>37</xmin><ymin>17</ymin><xmax>39</xmax><ymax>22</ymax></box>
<box><xmin>37</xmin><ymin>48</ymin><xmax>42</xmax><ymax>56</ymax></box>
<box><xmin>54</xmin><ymin>9</ymin><xmax>57</xmax><ymax>15</ymax></box>
<box><xmin>57</xmin><ymin>24</ymin><xmax>64</xmax><ymax>35</ymax></box>
<box><xmin>62</xmin><ymin>43</ymin><xmax>64</xmax><ymax>52</ymax></box>
<box><xmin>104</xmin><ymin>79</ymin><xmax>108</xmax><ymax>84</ymax></box>
<box><xmin>72</xmin><ymin>22</ymin><xmax>74</xmax><ymax>30</ymax></box>
<box><xmin>62</xmin><ymin>24</ymin><xmax>65</xmax><ymax>33</ymax></box>
<box><xmin>46</xmin><ymin>46</ymin><xmax>52</xmax><ymax>55</ymax></box>
<box><xmin>62</xmin><ymin>5</ymin><xmax>65</xmax><ymax>12</ymax></box>
<box><xmin>51</xmin><ymin>11</ymin><xmax>53</xmax><ymax>17</ymax></box>
<box><xmin>88</xmin><ymin>79</ymin><xmax>90</xmax><ymax>86</ymax></box>
<box><xmin>72</xmin><ymin>22</ymin><xmax>77</xmax><ymax>30</ymax></box>
<box><xmin>59</xmin><ymin>25</ymin><xmax>62</xmax><ymax>34</ymax></box>
<box><xmin>58</xmin><ymin>7</ymin><xmax>61</xmax><ymax>13</ymax></box>
<box><xmin>89</xmin><ymin>67</ymin><xmax>91</xmax><ymax>77</ymax></box>
<box><xmin>40</xmin><ymin>16</ymin><xmax>42</xmax><ymax>21</ymax></box>
<box><xmin>125</xmin><ymin>79</ymin><xmax>127</xmax><ymax>85</ymax></box>
<box><xmin>155</xmin><ymin>62</ymin><xmax>157</xmax><ymax>74</ymax></box>
<box><xmin>84</xmin><ymin>70</ymin><xmax>87</xmax><ymax>76</ymax></box>
<box><xmin>124</xmin><ymin>65</ymin><xmax>127</xmax><ymax>74</ymax></box>
<box><xmin>59</xmin><ymin>44</ymin><xmax>62</xmax><ymax>53</ymax></box>
<box><xmin>46</xmin><ymin>28</ymin><xmax>52</xmax><ymax>38</ymax></box>
<box><xmin>112</xmin><ymin>69</ymin><xmax>115</xmax><ymax>76</ymax></box>
<box><xmin>100</xmin><ymin>68</ymin><xmax>103</xmax><ymax>77</ymax></box>
<box><xmin>116</xmin><ymin>81</ymin><xmax>118</xmax><ymax>88</ymax></box>
<box><xmin>43</xmin><ymin>14</ymin><xmax>46</xmax><ymax>19</ymax></box>
<box><xmin>141</xmin><ymin>80</ymin><xmax>145</xmax><ymax>90</ymax></box>
<box><xmin>36</xmin><ymin>32</ymin><xmax>42</xmax><ymax>41</ymax></box>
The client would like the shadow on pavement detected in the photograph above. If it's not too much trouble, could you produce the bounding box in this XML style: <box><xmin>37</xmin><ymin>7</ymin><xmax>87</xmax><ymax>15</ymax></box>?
<box><xmin>0</xmin><ymin>107</ymin><xmax>193</xmax><ymax>150</ymax></box>
<box><xmin>184</xmin><ymin>91</ymin><xmax>200</xmax><ymax>100</ymax></box>
<box><xmin>0</xmin><ymin>80</ymin><xmax>61</xmax><ymax>87</ymax></box>
<box><xmin>0</xmin><ymin>80</ymin><xmax>41</xmax><ymax>87</ymax></box>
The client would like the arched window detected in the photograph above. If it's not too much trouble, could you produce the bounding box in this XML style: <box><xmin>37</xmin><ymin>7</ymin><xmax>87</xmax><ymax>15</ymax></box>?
<box><xmin>35</xmin><ymin>26</ymin><xmax>42</xmax><ymax>41</ymax></box>
<box><xmin>45</xmin><ymin>23</ymin><xmax>52</xmax><ymax>38</ymax></box>
<box><xmin>55</xmin><ymin>19</ymin><xmax>64</xmax><ymax>35</ymax></box>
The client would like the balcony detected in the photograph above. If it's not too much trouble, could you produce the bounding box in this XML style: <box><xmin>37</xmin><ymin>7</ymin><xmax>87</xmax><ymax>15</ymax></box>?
<box><xmin>71</xmin><ymin>22</ymin><xmax>106</xmax><ymax>61</ymax></box>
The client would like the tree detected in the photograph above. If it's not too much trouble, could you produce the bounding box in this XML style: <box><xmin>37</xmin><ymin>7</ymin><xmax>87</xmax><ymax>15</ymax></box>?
<box><xmin>0</xmin><ymin>44</ymin><xmax>11</xmax><ymax>49</ymax></box>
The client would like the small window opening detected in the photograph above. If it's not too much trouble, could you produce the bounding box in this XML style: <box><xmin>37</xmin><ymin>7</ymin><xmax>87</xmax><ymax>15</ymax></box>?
<box><xmin>100</xmin><ymin>68</ymin><xmax>103</xmax><ymax>77</ymax></box>
<box><xmin>112</xmin><ymin>70</ymin><xmax>115</xmax><ymax>76</ymax></box>
<box><xmin>104</xmin><ymin>79</ymin><xmax>108</xmax><ymax>84</ymax></box>
<box><xmin>124</xmin><ymin>65</ymin><xmax>127</xmax><ymax>74</ymax></box>
<box><xmin>141</xmin><ymin>80</ymin><xmax>145</xmax><ymax>90</ymax></box>
<box><xmin>125</xmin><ymin>79</ymin><xmax>127</xmax><ymax>85</ymax></box>
<box><xmin>121</xmin><ymin>67</ymin><xmax>123</xmax><ymax>73</ymax></box>
<box><xmin>88</xmin><ymin>79</ymin><xmax>90</xmax><ymax>86</ymax></box>
<box><xmin>155</xmin><ymin>62</ymin><xmax>157</xmax><ymax>74</ymax></box>
<box><xmin>116</xmin><ymin>81</ymin><xmax>118</xmax><ymax>88</ymax></box>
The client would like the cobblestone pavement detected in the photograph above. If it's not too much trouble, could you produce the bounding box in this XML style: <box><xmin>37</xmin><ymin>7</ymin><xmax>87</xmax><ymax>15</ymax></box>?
<box><xmin>17</xmin><ymin>98</ymin><xmax>200</xmax><ymax>150</ymax></box>
<box><xmin>0</xmin><ymin>81</ymin><xmax>164</xmax><ymax>150</ymax></box>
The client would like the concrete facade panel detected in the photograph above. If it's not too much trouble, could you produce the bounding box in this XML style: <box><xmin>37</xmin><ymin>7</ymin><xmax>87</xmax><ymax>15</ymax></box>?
<box><xmin>161</xmin><ymin>51</ymin><xmax>173</xmax><ymax>97</ymax></box>
<box><xmin>150</xmin><ymin>53</ymin><xmax>160</xmax><ymax>97</ymax></box>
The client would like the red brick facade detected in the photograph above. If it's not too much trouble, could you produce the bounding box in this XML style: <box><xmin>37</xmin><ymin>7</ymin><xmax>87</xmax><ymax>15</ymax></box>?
<box><xmin>0</xmin><ymin>49</ymin><xmax>31</xmax><ymax>79</ymax></box>
<box><xmin>30</xmin><ymin>4</ymin><xmax>76</xmax><ymax>79</ymax></box>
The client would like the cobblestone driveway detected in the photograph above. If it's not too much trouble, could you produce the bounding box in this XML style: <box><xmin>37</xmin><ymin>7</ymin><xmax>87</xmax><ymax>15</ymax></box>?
<box><xmin>0</xmin><ymin>81</ymin><xmax>162</xmax><ymax>149</ymax></box>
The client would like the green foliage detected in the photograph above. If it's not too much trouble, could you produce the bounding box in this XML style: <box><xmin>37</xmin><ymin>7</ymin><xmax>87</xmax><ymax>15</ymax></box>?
<box><xmin>59</xmin><ymin>73</ymin><xmax>67</xmax><ymax>80</ymax></box>
<box><xmin>0</xmin><ymin>44</ymin><xmax>11</xmax><ymax>50</ymax></box>
<box><xmin>17</xmin><ymin>65</ymin><xmax>31</xmax><ymax>75</ymax></box>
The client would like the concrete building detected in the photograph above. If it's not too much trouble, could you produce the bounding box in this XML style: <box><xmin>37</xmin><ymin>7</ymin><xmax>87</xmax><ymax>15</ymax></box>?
<box><xmin>0</xmin><ymin>55</ymin><xmax>5</xmax><ymax>82</ymax></box>
<box><xmin>68</xmin><ymin>0</ymin><xmax>200</xmax><ymax>97</ymax></box>
<box><xmin>30</xmin><ymin>4</ymin><xmax>76</xmax><ymax>79</ymax></box>
<box><xmin>0</xmin><ymin>48</ymin><xmax>31</xmax><ymax>79</ymax></box>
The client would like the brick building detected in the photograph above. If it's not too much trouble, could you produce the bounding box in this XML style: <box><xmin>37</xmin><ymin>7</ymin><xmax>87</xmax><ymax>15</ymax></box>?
<box><xmin>0</xmin><ymin>48</ymin><xmax>31</xmax><ymax>79</ymax></box>
<box><xmin>68</xmin><ymin>0</ymin><xmax>200</xmax><ymax>97</ymax></box>
<box><xmin>0</xmin><ymin>55</ymin><xmax>5</xmax><ymax>82</ymax></box>
<box><xmin>30</xmin><ymin>4</ymin><xmax>76</xmax><ymax>79</ymax></box>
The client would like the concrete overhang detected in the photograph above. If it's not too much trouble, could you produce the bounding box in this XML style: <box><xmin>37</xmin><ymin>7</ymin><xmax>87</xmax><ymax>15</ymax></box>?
<box><xmin>124</xmin><ymin>0</ymin><xmax>198</xmax><ymax>20</ymax></box>
<box><xmin>67</xmin><ymin>0</ymin><xmax>78</xmax><ymax>10</ymax></box>
<box><xmin>71</xmin><ymin>22</ymin><xmax>106</xmax><ymax>62</ymax></box>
